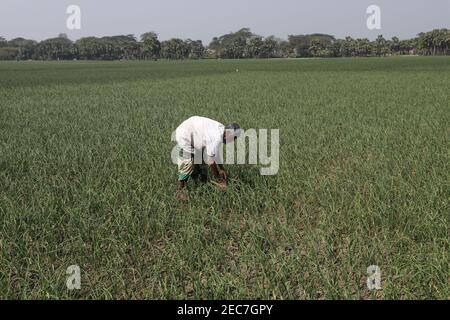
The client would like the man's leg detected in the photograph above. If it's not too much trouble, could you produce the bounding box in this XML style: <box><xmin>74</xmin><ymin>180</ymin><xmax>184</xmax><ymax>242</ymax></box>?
<box><xmin>192</xmin><ymin>149</ymin><xmax>208</xmax><ymax>184</ymax></box>
<box><xmin>197</xmin><ymin>147</ymin><xmax>208</xmax><ymax>183</ymax></box>
<box><xmin>177</xmin><ymin>149</ymin><xmax>193</xmax><ymax>196</ymax></box>
<box><xmin>190</xmin><ymin>164</ymin><xmax>200</xmax><ymax>181</ymax></box>
<box><xmin>199</xmin><ymin>162</ymin><xmax>208</xmax><ymax>183</ymax></box>
<box><xmin>177</xmin><ymin>180</ymin><xmax>187</xmax><ymax>190</ymax></box>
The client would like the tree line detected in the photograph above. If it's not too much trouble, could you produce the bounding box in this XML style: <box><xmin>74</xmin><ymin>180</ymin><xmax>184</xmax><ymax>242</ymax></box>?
<box><xmin>0</xmin><ymin>28</ymin><xmax>448</xmax><ymax>61</ymax></box>
<box><xmin>0</xmin><ymin>32</ymin><xmax>204</xmax><ymax>61</ymax></box>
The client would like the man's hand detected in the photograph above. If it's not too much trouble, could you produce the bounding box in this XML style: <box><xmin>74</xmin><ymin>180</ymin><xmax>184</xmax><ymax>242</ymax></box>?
<box><xmin>218</xmin><ymin>169</ymin><xmax>227</xmax><ymax>181</ymax></box>
<box><xmin>210</xmin><ymin>162</ymin><xmax>228</xmax><ymax>188</ymax></box>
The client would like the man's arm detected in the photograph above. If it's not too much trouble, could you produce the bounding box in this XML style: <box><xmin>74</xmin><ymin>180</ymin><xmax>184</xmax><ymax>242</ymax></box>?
<box><xmin>209</xmin><ymin>161</ymin><xmax>227</xmax><ymax>182</ymax></box>
<box><xmin>205</xmin><ymin>133</ymin><xmax>228</xmax><ymax>183</ymax></box>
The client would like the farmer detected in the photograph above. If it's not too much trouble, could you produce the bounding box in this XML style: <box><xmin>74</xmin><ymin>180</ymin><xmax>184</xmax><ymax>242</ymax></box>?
<box><xmin>174</xmin><ymin>116</ymin><xmax>241</xmax><ymax>195</ymax></box>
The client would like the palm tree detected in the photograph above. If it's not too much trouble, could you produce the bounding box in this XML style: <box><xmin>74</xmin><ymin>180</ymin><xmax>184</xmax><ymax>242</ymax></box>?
<box><xmin>375</xmin><ymin>35</ymin><xmax>390</xmax><ymax>56</ymax></box>
<box><xmin>391</xmin><ymin>37</ymin><xmax>400</xmax><ymax>54</ymax></box>
<box><xmin>309</xmin><ymin>39</ymin><xmax>321</xmax><ymax>57</ymax></box>
<box><xmin>262</xmin><ymin>36</ymin><xmax>279</xmax><ymax>58</ymax></box>
<box><xmin>247</xmin><ymin>37</ymin><xmax>263</xmax><ymax>58</ymax></box>
<box><xmin>141</xmin><ymin>32</ymin><xmax>161</xmax><ymax>60</ymax></box>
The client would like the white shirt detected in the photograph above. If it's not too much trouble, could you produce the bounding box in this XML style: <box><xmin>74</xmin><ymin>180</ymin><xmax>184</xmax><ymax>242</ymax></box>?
<box><xmin>175</xmin><ymin>116</ymin><xmax>224</xmax><ymax>160</ymax></box>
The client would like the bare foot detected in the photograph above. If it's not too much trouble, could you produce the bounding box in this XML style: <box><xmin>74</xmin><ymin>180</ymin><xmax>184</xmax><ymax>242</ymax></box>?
<box><xmin>175</xmin><ymin>190</ymin><xmax>189</xmax><ymax>201</ymax></box>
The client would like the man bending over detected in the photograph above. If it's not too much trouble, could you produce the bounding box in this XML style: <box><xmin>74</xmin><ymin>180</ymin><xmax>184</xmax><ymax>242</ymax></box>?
<box><xmin>175</xmin><ymin>116</ymin><xmax>241</xmax><ymax>196</ymax></box>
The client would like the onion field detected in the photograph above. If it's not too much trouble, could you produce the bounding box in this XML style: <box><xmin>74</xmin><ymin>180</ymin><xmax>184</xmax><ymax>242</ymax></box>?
<box><xmin>0</xmin><ymin>57</ymin><xmax>449</xmax><ymax>299</ymax></box>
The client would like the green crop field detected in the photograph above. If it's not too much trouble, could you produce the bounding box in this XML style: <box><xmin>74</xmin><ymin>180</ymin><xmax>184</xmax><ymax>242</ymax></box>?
<box><xmin>0</xmin><ymin>57</ymin><xmax>449</xmax><ymax>299</ymax></box>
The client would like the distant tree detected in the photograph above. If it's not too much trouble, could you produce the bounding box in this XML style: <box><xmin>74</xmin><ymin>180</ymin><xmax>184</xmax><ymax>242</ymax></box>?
<box><xmin>75</xmin><ymin>37</ymin><xmax>102</xmax><ymax>60</ymax></box>
<box><xmin>309</xmin><ymin>39</ymin><xmax>321</xmax><ymax>57</ymax></box>
<box><xmin>288</xmin><ymin>35</ymin><xmax>310</xmax><ymax>57</ymax></box>
<box><xmin>261</xmin><ymin>36</ymin><xmax>280</xmax><ymax>58</ymax></box>
<box><xmin>1</xmin><ymin>28</ymin><xmax>449</xmax><ymax>60</ymax></box>
<box><xmin>209</xmin><ymin>28</ymin><xmax>255</xmax><ymax>59</ymax></box>
<box><xmin>391</xmin><ymin>36</ymin><xmax>400</xmax><ymax>54</ymax></box>
<box><xmin>36</xmin><ymin>36</ymin><xmax>75</xmax><ymax>60</ymax></box>
<box><xmin>279</xmin><ymin>40</ymin><xmax>294</xmax><ymax>57</ymax></box>
<box><xmin>188</xmin><ymin>40</ymin><xmax>205</xmax><ymax>59</ymax></box>
<box><xmin>7</xmin><ymin>38</ymin><xmax>37</xmax><ymax>60</ymax></box>
<box><xmin>398</xmin><ymin>39</ymin><xmax>414</xmax><ymax>55</ymax></box>
<box><xmin>374</xmin><ymin>35</ymin><xmax>390</xmax><ymax>56</ymax></box>
<box><xmin>432</xmin><ymin>28</ymin><xmax>450</xmax><ymax>55</ymax></box>
<box><xmin>446</xmin><ymin>29</ymin><xmax>450</xmax><ymax>54</ymax></box>
<box><xmin>208</xmin><ymin>37</ymin><xmax>222</xmax><ymax>58</ymax></box>
<box><xmin>352</xmin><ymin>38</ymin><xmax>372</xmax><ymax>57</ymax></box>
<box><xmin>161</xmin><ymin>38</ymin><xmax>189</xmax><ymax>59</ymax></box>
<box><xmin>341</xmin><ymin>37</ymin><xmax>355</xmax><ymax>57</ymax></box>
<box><xmin>0</xmin><ymin>47</ymin><xmax>20</xmax><ymax>60</ymax></box>
<box><xmin>0</xmin><ymin>36</ymin><xmax>7</xmax><ymax>47</ymax></box>
<box><xmin>417</xmin><ymin>32</ymin><xmax>430</xmax><ymax>55</ymax></box>
<box><xmin>120</xmin><ymin>35</ymin><xmax>140</xmax><ymax>59</ymax></box>
<box><xmin>247</xmin><ymin>36</ymin><xmax>264</xmax><ymax>58</ymax></box>
<box><xmin>228</xmin><ymin>37</ymin><xmax>246</xmax><ymax>59</ymax></box>
<box><xmin>288</xmin><ymin>34</ymin><xmax>335</xmax><ymax>57</ymax></box>
<box><xmin>141</xmin><ymin>32</ymin><xmax>161</xmax><ymax>60</ymax></box>
<box><xmin>328</xmin><ymin>39</ymin><xmax>343</xmax><ymax>57</ymax></box>
<box><xmin>92</xmin><ymin>34</ymin><xmax>140</xmax><ymax>60</ymax></box>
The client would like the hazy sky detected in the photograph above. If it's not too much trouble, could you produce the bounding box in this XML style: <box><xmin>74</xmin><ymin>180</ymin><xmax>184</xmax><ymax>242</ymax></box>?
<box><xmin>1</xmin><ymin>0</ymin><xmax>449</xmax><ymax>43</ymax></box>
